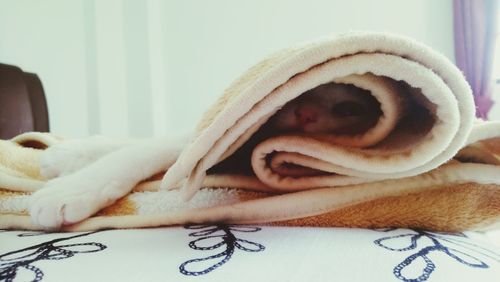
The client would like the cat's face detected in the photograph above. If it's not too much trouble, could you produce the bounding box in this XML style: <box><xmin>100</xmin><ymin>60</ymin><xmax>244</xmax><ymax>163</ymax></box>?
<box><xmin>270</xmin><ymin>83</ymin><xmax>380</xmax><ymax>134</ymax></box>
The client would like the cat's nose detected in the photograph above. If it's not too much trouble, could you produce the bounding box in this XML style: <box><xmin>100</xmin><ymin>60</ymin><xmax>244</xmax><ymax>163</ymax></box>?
<box><xmin>295</xmin><ymin>105</ymin><xmax>318</xmax><ymax>126</ymax></box>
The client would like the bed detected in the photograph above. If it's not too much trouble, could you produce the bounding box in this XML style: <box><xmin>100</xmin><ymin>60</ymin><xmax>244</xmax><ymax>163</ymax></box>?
<box><xmin>1</xmin><ymin>226</ymin><xmax>499</xmax><ymax>281</ymax></box>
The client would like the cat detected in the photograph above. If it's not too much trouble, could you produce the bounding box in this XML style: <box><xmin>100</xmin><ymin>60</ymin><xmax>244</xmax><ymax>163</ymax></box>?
<box><xmin>29</xmin><ymin>83</ymin><xmax>380</xmax><ymax>229</ymax></box>
<box><xmin>269</xmin><ymin>82</ymin><xmax>381</xmax><ymax>134</ymax></box>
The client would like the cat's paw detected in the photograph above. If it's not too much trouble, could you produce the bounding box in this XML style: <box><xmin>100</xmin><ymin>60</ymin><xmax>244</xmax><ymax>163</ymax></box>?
<box><xmin>29</xmin><ymin>174</ymin><xmax>117</xmax><ymax>229</ymax></box>
<box><xmin>39</xmin><ymin>137</ymin><xmax>111</xmax><ymax>179</ymax></box>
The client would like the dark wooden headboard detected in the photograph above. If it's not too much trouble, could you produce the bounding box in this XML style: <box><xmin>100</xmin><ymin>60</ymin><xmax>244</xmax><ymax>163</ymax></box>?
<box><xmin>0</xmin><ymin>63</ymin><xmax>49</xmax><ymax>139</ymax></box>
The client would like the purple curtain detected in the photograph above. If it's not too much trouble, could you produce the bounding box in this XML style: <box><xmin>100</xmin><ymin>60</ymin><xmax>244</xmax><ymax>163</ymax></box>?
<box><xmin>454</xmin><ymin>0</ymin><xmax>499</xmax><ymax>119</ymax></box>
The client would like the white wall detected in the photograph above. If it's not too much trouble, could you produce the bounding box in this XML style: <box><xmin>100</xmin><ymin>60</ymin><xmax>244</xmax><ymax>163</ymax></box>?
<box><xmin>0</xmin><ymin>0</ymin><xmax>455</xmax><ymax>137</ymax></box>
<box><xmin>0</xmin><ymin>0</ymin><xmax>89</xmax><ymax>136</ymax></box>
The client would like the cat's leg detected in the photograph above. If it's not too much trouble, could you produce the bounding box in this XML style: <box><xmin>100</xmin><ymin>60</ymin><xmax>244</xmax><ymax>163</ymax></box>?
<box><xmin>30</xmin><ymin>136</ymin><xmax>186</xmax><ymax>229</ymax></box>
<box><xmin>40</xmin><ymin>136</ymin><xmax>139</xmax><ymax>179</ymax></box>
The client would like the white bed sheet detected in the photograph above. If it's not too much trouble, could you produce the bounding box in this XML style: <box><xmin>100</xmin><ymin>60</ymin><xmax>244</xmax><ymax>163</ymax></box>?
<box><xmin>1</xmin><ymin>226</ymin><xmax>499</xmax><ymax>282</ymax></box>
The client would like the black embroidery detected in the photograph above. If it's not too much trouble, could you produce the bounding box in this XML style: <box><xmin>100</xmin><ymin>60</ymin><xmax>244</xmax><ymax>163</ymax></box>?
<box><xmin>0</xmin><ymin>231</ymin><xmax>49</xmax><ymax>237</ymax></box>
<box><xmin>0</xmin><ymin>232</ymin><xmax>106</xmax><ymax>282</ymax></box>
<box><xmin>374</xmin><ymin>229</ymin><xmax>500</xmax><ymax>282</ymax></box>
<box><xmin>179</xmin><ymin>225</ymin><xmax>265</xmax><ymax>276</ymax></box>
<box><xmin>17</xmin><ymin>232</ymin><xmax>47</xmax><ymax>237</ymax></box>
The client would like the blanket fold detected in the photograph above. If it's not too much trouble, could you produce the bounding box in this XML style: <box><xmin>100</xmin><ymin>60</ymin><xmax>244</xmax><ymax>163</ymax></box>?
<box><xmin>163</xmin><ymin>32</ymin><xmax>475</xmax><ymax>198</ymax></box>
<box><xmin>1</xmin><ymin>32</ymin><xmax>499</xmax><ymax>232</ymax></box>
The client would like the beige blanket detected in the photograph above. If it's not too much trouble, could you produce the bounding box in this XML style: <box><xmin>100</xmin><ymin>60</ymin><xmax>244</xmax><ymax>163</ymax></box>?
<box><xmin>1</xmin><ymin>32</ymin><xmax>499</xmax><ymax>231</ymax></box>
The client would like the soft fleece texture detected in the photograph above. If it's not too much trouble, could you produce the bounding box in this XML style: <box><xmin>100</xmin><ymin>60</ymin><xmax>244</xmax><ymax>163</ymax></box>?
<box><xmin>163</xmin><ymin>32</ymin><xmax>478</xmax><ymax>197</ymax></box>
<box><xmin>0</xmin><ymin>129</ymin><xmax>500</xmax><ymax>232</ymax></box>
<box><xmin>1</xmin><ymin>32</ymin><xmax>500</xmax><ymax>231</ymax></box>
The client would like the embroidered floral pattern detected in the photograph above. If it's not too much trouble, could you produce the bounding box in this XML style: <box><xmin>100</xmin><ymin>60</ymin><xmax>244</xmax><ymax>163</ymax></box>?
<box><xmin>374</xmin><ymin>229</ymin><xmax>500</xmax><ymax>282</ymax></box>
<box><xmin>179</xmin><ymin>225</ymin><xmax>265</xmax><ymax>276</ymax></box>
<box><xmin>0</xmin><ymin>232</ymin><xmax>106</xmax><ymax>282</ymax></box>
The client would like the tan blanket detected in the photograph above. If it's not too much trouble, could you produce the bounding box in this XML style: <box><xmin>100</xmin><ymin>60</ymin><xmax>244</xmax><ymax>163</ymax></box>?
<box><xmin>1</xmin><ymin>32</ymin><xmax>499</xmax><ymax>231</ymax></box>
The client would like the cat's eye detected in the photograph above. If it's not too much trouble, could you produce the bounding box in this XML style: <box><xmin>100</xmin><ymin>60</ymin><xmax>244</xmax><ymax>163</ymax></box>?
<box><xmin>331</xmin><ymin>102</ymin><xmax>365</xmax><ymax>117</ymax></box>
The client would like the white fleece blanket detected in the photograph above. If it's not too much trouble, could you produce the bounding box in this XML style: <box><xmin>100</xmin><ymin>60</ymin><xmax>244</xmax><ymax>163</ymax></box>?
<box><xmin>162</xmin><ymin>32</ymin><xmax>476</xmax><ymax>199</ymax></box>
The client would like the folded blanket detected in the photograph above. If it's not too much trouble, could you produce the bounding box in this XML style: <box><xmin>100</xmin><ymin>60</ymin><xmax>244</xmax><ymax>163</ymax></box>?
<box><xmin>164</xmin><ymin>32</ymin><xmax>477</xmax><ymax>197</ymax></box>
<box><xmin>1</xmin><ymin>32</ymin><xmax>500</xmax><ymax>232</ymax></box>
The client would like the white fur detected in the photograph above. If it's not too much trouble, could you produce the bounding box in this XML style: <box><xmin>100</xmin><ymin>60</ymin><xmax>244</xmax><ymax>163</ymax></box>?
<box><xmin>30</xmin><ymin>135</ymin><xmax>187</xmax><ymax>229</ymax></box>
<box><xmin>39</xmin><ymin>136</ymin><xmax>128</xmax><ymax>179</ymax></box>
